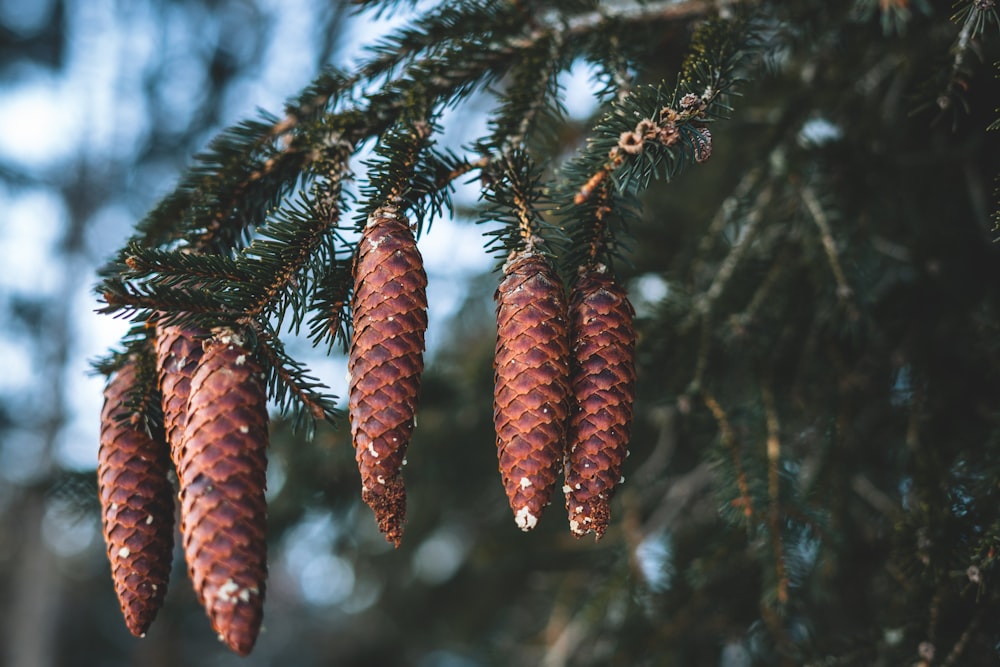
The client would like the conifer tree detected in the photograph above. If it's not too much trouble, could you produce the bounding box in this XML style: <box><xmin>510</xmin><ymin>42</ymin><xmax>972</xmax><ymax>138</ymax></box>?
<box><xmin>93</xmin><ymin>0</ymin><xmax>1000</xmax><ymax>662</ymax></box>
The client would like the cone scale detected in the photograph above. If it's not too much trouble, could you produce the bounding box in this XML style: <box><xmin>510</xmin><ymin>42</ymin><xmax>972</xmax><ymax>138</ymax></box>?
<box><xmin>97</xmin><ymin>357</ymin><xmax>175</xmax><ymax>637</ymax></box>
<box><xmin>348</xmin><ymin>210</ymin><xmax>428</xmax><ymax>546</ymax></box>
<box><xmin>155</xmin><ymin>323</ymin><xmax>205</xmax><ymax>469</ymax></box>
<box><xmin>493</xmin><ymin>251</ymin><xmax>571</xmax><ymax>531</ymax></box>
<box><xmin>564</xmin><ymin>266</ymin><xmax>636</xmax><ymax>539</ymax></box>
<box><xmin>177</xmin><ymin>330</ymin><xmax>269</xmax><ymax>656</ymax></box>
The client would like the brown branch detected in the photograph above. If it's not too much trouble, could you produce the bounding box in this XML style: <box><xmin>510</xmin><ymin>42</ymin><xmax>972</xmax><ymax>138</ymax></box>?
<box><xmin>684</xmin><ymin>306</ymin><xmax>713</xmax><ymax>396</ymax></box>
<box><xmin>691</xmin><ymin>165</ymin><xmax>764</xmax><ymax>282</ymax></box>
<box><xmin>730</xmin><ymin>246</ymin><xmax>789</xmax><ymax>333</ymax></box>
<box><xmin>241</xmin><ymin>219</ymin><xmax>336</xmax><ymax>324</ymax></box>
<box><xmin>573</xmin><ymin>103</ymin><xmax>711</xmax><ymax>206</ymax></box>
<box><xmin>941</xmin><ymin>611</ymin><xmax>981</xmax><ymax>667</ymax></box>
<box><xmin>193</xmin><ymin>124</ymin><xmax>314</xmax><ymax>252</ymax></box>
<box><xmin>704</xmin><ymin>391</ymin><xmax>754</xmax><ymax>520</ymax></box>
<box><xmin>440</xmin><ymin>155</ymin><xmax>490</xmax><ymax>190</ymax></box>
<box><xmin>681</xmin><ymin>184</ymin><xmax>774</xmax><ymax>333</ymax></box>
<box><xmin>253</xmin><ymin>327</ymin><xmax>330</xmax><ymax>420</ymax></box>
<box><xmin>511</xmin><ymin>0</ymin><xmax>716</xmax><ymax>51</ymax></box>
<box><xmin>799</xmin><ymin>186</ymin><xmax>860</xmax><ymax>320</ymax></box>
<box><xmin>761</xmin><ymin>383</ymin><xmax>789</xmax><ymax>607</ymax></box>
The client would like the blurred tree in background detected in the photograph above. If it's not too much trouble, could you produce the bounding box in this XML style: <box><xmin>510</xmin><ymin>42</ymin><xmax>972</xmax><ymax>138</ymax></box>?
<box><xmin>4</xmin><ymin>0</ymin><xmax>1000</xmax><ymax>665</ymax></box>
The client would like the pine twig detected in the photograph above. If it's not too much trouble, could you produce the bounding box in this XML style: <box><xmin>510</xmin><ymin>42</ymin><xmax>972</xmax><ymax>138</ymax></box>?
<box><xmin>685</xmin><ymin>309</ymin><xmax>713</xmax><ymax>396</ymax></box>
<box><xmin>681</xmin><ymin>183</ymin><xmax>774</xmax><ymax>333</ymax></box>
<box><xmin>509</xmin><ymin>0</ymin><xmax>716</xmax><ymax>50</ymax></box>
<box><xmin>440</xmin><ymin>155</ymin><xmax>490</xmax><ymax>189</ymax></box>
<box><xmin>761</xmin><ymin>383</ymin><xmax>789</xmax><ymax>607</ymax></box>
<box><xmin>942</xmin><ymin>3</ymin><xmax>987</xmax><ymax>107</ymax></box>
<box><xmin>704</xmin><ymin>391</ymin><xmax>754</xmax><ymax>520</ymax></box>
<box><xmin>253</xmin><ymin>326</ymin><xmax>337</xmax><ymax>425</ymax></box>
<box><xmin>500</xmin><ymin>31</ymin><xmax>564</xmax><ymax>153</ymax></box>
<box><xmin>729</xmin><ymin>246</ymin><xmax>789</xmax><ymax>333</ymax></box>
<box><xmin>691</xmin><ymin>165</ymin><xmax>764</xmax><ymax>282</ymax></box>
<box><xmin>238</xmin><ymin>199</ymin><xmax>342</xmax><ymax>328</ymax></box>
<box><xmin>512</xmin><ymin>175</ymin><xmax>542</xmax><ymax>250</ymax></box>
<box><xmin>799</xmin><ymin>186</ymin><xmax>860</xmax><ymax>321</ymax></box>
<box><xmin>572</xmin><ymin>97</ymin><xmax>716</xmax><ymax>206</ymax></box>
<box><xmin>608</xmin><ymin>35</ymin><xmax>635</xmax><ymax>104</ymax></box>
<box><xmin>941</xmin><ymin>611</ymin><xmax>981</xmax><ymax>667</ymax></box>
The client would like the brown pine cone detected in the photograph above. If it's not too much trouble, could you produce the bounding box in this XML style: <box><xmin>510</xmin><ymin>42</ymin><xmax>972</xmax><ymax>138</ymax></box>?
<box><xmin>98</xmin><ymin>356</ymin><xmax>174</xmax><ymax>637</ymax></box>
<box><xmin>178</xmin><ymin>329</ymin><xmax>269</xmax><ymax>656</ymax></box>
<box><xmin>564</xmin><ymin>266</ymin><xmax>636</xmax><ymax>539</ymax></box>
<box><xmin>154</xmin><ymin>322</ymin><xmax>205</xmax><ymax>469</ymax></box>
<box><xmin>494</xmin><ymin>250</ymin><xmax>571</xmax><ymax>531</ymax></box>
<box><xmin>349</xmin><ymin>209</ymin><xmax>427</xmax><ymax>547</ymax></box>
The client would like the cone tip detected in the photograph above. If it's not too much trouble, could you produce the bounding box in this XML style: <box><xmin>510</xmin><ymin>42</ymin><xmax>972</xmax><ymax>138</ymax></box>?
<box><xmin>514</xmin><ymin>506</ymin><xmax>539</xmax><ymax>531</ymax></box>
<box><xmin>219</xmin><ymin>630</ymin><xmax>257</xmax><ymax>657</ymax></box>
<box><xmin>213</xmin><ymin>609</ymin><xmax>263</xmax><ymax>656</ymax></box>
<box><xmin>123</xmin><ymin>614</ymin><xmax>154</xmax><ymax>638</ymax></box>
<box><xmin>567</xmin><ymin>499</ymin><xmax>611</xmax><ymax>540</ymax></box>
<box><xmin>362</xmin><ymin>478</ymin><xmax>407</xmax><ymax>546</ymax></box>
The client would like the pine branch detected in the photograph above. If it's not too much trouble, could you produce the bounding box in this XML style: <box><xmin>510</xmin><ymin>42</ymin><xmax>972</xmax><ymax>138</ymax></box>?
<box><xmin>680</xmin><ymin>183</ymin><xmax>775</xmax><ymax>333</ymax></box>
<box><xmin>589</xmin><ymin>34</ymin><xmax>639</xmax><ymax>105</ymax></box>
<box><xmin>121</xmin><ymin>244</ymin><xmax>252</xmax><ymax>286</ymax></box>
<box><xmin>478</xmin><ymin>31</ymin><xmax>567</xmax><ymax>155</ymax></box>
<box><xmin>253</xmin><ymin>323</ymin><xmax>341</xmax><ymax>436</ymax></box>
<box><xmin>230</xmin><ymin>186</ymin><xmax>344</xmax><ymax>334</ymax></box>
<box><xmin>761</xmin><ymin>382</ymin><xmax>789</xmax><ymax>608</ymax></box>
<box><xmin>306</xmin><ymin>257</ymin><xmax>354</xmax><ymax>355</ymax></box>
<box><xmin>100</xmin><ymin>200</ymin><xmax>343</xmax><ymax>338</ymax></box>
<box><xmin>510</xmin><ymin>0</ymin><xmax>716</xmax><ymax>50</ymax></box>
<box><xmin>934</xmin><ymin>0</ymin><xmax>1000</xmax><ymax>117</ymax></box>
<box><xmin>94</xmin><ymin>66</ymin><xmax>353</xmax><ymax>289</ymax></box>
<box><xmin>704</xmin><ymin>391</ymin><xmax>755</xmax><ymax>522</ymax></box>
<box><xmin>558</xmin><ymin>16</ymin><xmax>750</xmax><ymax>269</ymax></box>
<box><xmin>98</xmin><ymin>279</ymin><xmax>237</xmax><ymax>324</ymax></box>
<box><xmin>729</xmin><ymin>246</ymin><xmax>791</xmax><ymax>333</ymax></box>
<box><xmin>358</xmin><ymin>0</ymin><xmax>518</xmax><ymax>81</ymax></box>
<box><xmin>99</xmin><ymin>0</ymin><xmax>724</xmax><ymax>296</ymax></box>
<box><xmin>798</xmin><ymin>185</ymin><xmax>861</xmax><ymax>321</ymax></box>
<box><xmin>477</xmin><ymin>151</ymin><xmax>562</xmax><ymax>261</ymax></box>
<box><xmin>689</xmin><ymin>164</ymin><xmax>764</xmax><ymax>282</ymax></box>
<box><xmin>94</xmin><ymin>342</ymin><xmax>165</xmax><ymax>442</ymax></box>
<box><xmin>356</xmin><ymin>120</ymin><xmax>448</xmax><ymax>235</ymax></box>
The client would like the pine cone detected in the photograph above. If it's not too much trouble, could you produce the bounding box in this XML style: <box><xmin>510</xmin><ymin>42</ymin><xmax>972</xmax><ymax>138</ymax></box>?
<box><xmin>349</xmin><ymin>210</ymin><xmax>427</xmax><ymax>546</ymax></box>
<box><xmin>98</xmin><ymin>356</ymin><xmax>174</xmax><ymax>637</ymax></box>
<box><xmin>494</xmin><ymin>251</ymin><xmax>571</xmax><ymax>531</ymax></box>
<box><xmin>178</xmin><ymin>330</ymin><xmax>269</xmax><ymax>656</ymax></box>
<box><xmin>564</xmin><ymin>266</ymin><xmax>636</xmax><ymax>539</ymax></box>
<box><xmin>154</xmin><ymin>323</ymin><xmax>205</xmax><ymax>469</ymax></box>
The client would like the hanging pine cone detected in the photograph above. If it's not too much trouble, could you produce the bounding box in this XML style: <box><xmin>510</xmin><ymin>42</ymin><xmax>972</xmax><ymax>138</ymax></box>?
<box><xmin>564</xmin><ymin>266</ymin><xmax>636</xmax><ymax>539</ymax></box>
<box><xmin>178</xmin><ymin>329</ymin><xmax>269</xmax><ymax>656</ymax></box>
<box><xmin>98</xmin><ymin>356</ymin><xmax>174</xmax><ymax>637</ymax></box>
<box><xmin>154</xmin><ymin>322</ymin><xmax>205</xmax><ymax>469</ymax></box>
<box><xmin>349</xmin><ymin>209</ymin><xmax>427</xmax><ymax>547</ymax></box>
<box><xmin>494</xmin><ymin>250</ymin><xmax>571</xmax><ymax>531</ymax></box>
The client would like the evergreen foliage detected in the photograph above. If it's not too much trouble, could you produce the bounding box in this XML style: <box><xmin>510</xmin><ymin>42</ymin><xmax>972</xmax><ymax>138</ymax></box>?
<box><xmin>93</xmin><ymin>0</ymin><xmax>1000</xmax><ymax>663</ymax></box>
